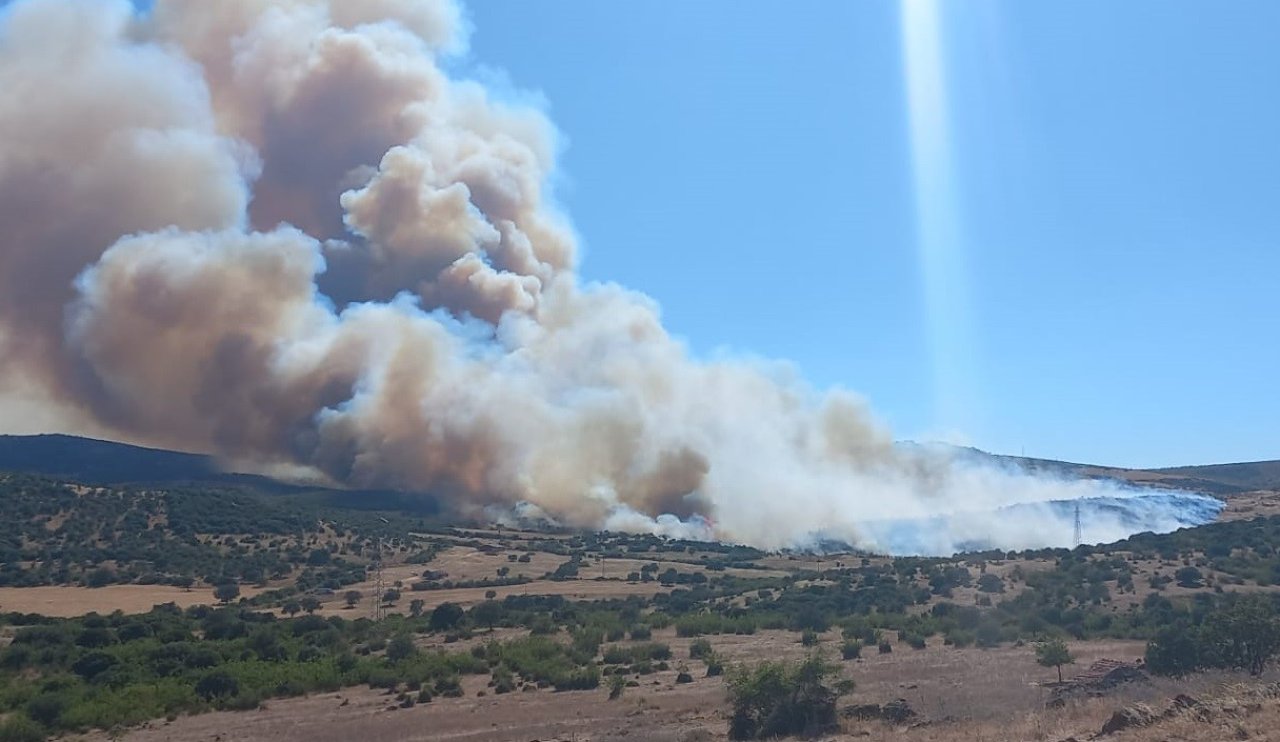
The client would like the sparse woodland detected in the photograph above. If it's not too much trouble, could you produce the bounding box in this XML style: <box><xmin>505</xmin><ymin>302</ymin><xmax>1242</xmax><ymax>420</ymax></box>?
<box><xmin>3</xmin><ymin>472</ymin><xmax>1280</xmax><ymax>739</ymax></box>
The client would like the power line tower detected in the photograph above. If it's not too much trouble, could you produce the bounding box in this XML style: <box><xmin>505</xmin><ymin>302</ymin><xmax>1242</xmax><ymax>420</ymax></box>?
<box><xmin>371</xmin><ymin>516</ymin><xmax>390</xmax><ymax>621</ymax></box>
<box><xmin>1073</xmin><ymin>500</ymin><xmax>1083</xmax><ymax>548</ymax></box>
<box><xmin>371</xmin><ymin>533</ymin><xmax>386</xmax><ymax>621</ymax></box>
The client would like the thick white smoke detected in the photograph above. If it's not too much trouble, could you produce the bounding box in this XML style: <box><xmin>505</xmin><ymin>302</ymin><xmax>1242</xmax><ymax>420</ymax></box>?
<box><xmin>0</xmin><ymin>0</ymin><xmax>1216</xmax><ymax>552</ymax></box>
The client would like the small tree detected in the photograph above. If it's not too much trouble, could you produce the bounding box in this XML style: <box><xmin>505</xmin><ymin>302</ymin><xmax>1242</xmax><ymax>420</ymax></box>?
<box><xmin>975</xmin><ymin>619</ymin><xmax>1003</xmax><ymax>648</ymax></box>
<box><xmin>300</xmin><ymin>596</ymin><xmax>321</xmax><ymax>615</ymax></box>
<box><xmin>1203</xmin><ymin>595</ymin><xmax>1280</xmax><ymax>675</ymax></box>
<box><xmin>608</xmin><ymin>674</ymin><xmax>626</xmax><ymax>700</ymax></box>
<box><xmin>429</xmin><ymin>602</ymin><xmax>465</xmax><ymax>632</ymax></box>
<box><xmin>1145</xmin><ymin>625</ymin><xmax>1200</xmax><ymax>676</ymax></box>
<box><xmin>1035</xmin><ymin>637</ymin><xmax>1074</xmax><ymax>683</ymax></box>
<box><xmin>195</xmin><ymin>671</ymin><xmax>239</xmax><ymax>701</ymax></box>
<box><xmin>409</xmin><ymin>599</ymin><xmax>425</xmax><ymax>618</ymax></box>
<box><xmin>344</xmin><ymin>590</ymin><xmax>362</xmax><ymax>609</ymax></box>
<box><xmin>282</xmin><ymin>600</ymin><xmax>301</xmax><ymax>617</ymax></box>
<box><xmin>386</xmin><ymin>634</ymin><xmax>416</xmax><ymax>663</ymax></box>
<box><xmin>1175</xmin><ymin>566</ymin><xmax>1204</xmax><ymax>588</ymax></box>
<box><xmin>471</xmin><ymin>600</ymin><xmax>503</xmax><ymax>631</ymax></box>
<box><xmin>976</xmin><ymin>573</ymin><xmax>1006</xmax><ymax>593</ymax></box>
<box><xmin>213</xmin><ymin>583</ymin><xmax>240</xmax><ymax>605</ymax></box>
<box><xmin>689</xmin><ymin>638</ymin><xmax>713</xmax><ymax>659</ymax></box>
<box><xmin>382</xmin><ymin>588</ymin><xmax>400</xmax><ymax>606</ymax></box>
<box><xmin>86</xmin><ymin>567</ymin><xmax>116</xmax><ymax>588</ymax></box>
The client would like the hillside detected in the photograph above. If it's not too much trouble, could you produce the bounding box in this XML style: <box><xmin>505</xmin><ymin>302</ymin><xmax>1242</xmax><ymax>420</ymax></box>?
<box><xmin>1154</xmin><ymin>460</ymin><xmax>1280</xmax><ymax>492</ymax></box>
<box><xmin>4</xmin><ymin>463</ymin><xmax>1280</xmax><ymax>740</ymax></box>
<box><xmin>964</xmin><ymin>447</ymin><xmax>1280</xmax><ymax>496</ymax></box>
<box><xmin>3</xmin><ymin>434</ymin><xmax>1276</xmax><ymax>500</ymax></box>
<box><xmin>0</xmin><ymin>434</ymin><xmax>287</xmax><ymax>490</ymax></box>
<box><xmin>0</xmin><ymin>435</ymin><xmax>447</xmax><ymax>517</ymax></box>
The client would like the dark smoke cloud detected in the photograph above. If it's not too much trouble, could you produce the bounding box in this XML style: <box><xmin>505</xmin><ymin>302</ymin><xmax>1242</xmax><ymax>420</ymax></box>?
<box><xmin>0</xmin><ymin>0</ymin><xmax>1210</xmax><ymax>551</ymax></box>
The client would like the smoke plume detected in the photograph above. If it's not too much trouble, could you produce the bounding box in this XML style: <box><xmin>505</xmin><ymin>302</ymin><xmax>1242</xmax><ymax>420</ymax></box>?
<box><xmin>0</xmin><ymin>0</ymin><xmax>1215</xmax><ymax>552</ymax></box>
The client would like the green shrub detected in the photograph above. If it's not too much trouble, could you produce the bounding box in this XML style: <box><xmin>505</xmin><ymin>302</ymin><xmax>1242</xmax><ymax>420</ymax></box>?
<box><xmin>491</xmin><ymin>666</ymin><xmax>517</xmax><ymax>694</ymax></box>
<box><xmin>0</xmin><ymin>715</ymin><xmax>46</xmax><ymax>742</ymax></box>
<box><xmin>607</xmin><ymin>674</ymin><xmax>626</xmax><ymax>700</ymax></box>
<box><xmin>976</xmin><ymin>573</ymin><xmax>1005</xmax><ymax>593</ymax></box>
<box><xmin>601</xmin><ymin>642</ymin><xmax>670</xmax><ymax>666</ymax></box>
<box><xmin>647</xmin><ymin>613</ymin><xmax>672</xmax><ymax>630</ymax></box>
<box><xmin>571</xmin><ymin>628</ymin><xmax>604</xmax><ymax>657</ymax></box>
<box><xmin>975</xmin><ymin>620</ymin><xmax>1003</xmax><ymax>648</ymax></box>
<box><xmin>727</xmin><ymin>653</ymin><xmax>842</xmax><ymax>740</ymax></box>
<box><xmin>194</xmin><ymin>671</ymin><xmax>240</xmax><ymax>701</ymax></box>
<box><xmin>221</xmin><ymin>690</ymin><xmax>262</xmax><ymax>711</ymax></box>
<box><xmin>386</xmin><ymin>634</ymin><xmax>417</xmax><ymax>663</ymax></box>
<box><xmin>689</xmin><ymin>638</ymin><xmax>713</xmax><ymax>659</ymax></box>
<box><xmin>24</xmin><ymin>692</ymin><xmax>68</xmax><ymax>728</ymax></box>
<box><xmin>434</xmin><ymin>676</ymin><xmax>464</xmax><ymax>698</ymax></box>
<box><xmin>551</xmin><ymin>665</ymin><xmax>599</xmax><ymax>691</ymax></box>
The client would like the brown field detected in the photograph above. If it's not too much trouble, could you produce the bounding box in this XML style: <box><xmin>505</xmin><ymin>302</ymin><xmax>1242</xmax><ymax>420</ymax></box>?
<box><xmin>13</xmin><ymin>515</ymin><xmax>1280</xmax><ymax>740</ymax></box>
<box><xmin>307</xmin><ymin>537</ymin><xmax>793</xmax><ymax>616</ymax></box>
<box><xmin>316</xmin><ymin>576</ymin><xmax>673</xmax><ymax>617</ymax></box>
<box><xmin>427</xmin><ymin>545</ymin><xmax>569</xmax><ymax>581</ymax></box>
<box><xmin>0</xmin><ymin>532</ymin><xmax>1250</xmax><ymax>628</ymax></box>
<box><xmin>1218</xmin><ymin>490</ymin><xmax>1280</xmax><ymax>521</ymax></box>
<box><xmin>72</xmin><ymin>633</ymin><xmax>1277</xmax><ymax>742</ymax></box>
<box><xmin>74</xmin><ymin>676</ymin><xmax>724</xmax><ymax>742</ymax></box>
<box><xmin>0</xmin><ymin>584</ymin><xmax>264</xmax><ymax>617</ymax></box>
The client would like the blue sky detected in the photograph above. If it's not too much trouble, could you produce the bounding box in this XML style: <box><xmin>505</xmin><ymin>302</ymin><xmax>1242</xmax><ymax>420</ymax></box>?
<box><xmin>101</xmin><ymin>1</ymin><xmax>1277</xmax><ymax>467</ymax></box>
<box><xmin>459</xmin><ymin>1</ymin><xmax>1279</xmax><ymax>468</ymax></box>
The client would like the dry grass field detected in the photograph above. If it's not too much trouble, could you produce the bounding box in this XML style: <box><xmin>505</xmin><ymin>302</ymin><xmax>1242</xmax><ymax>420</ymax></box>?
<box><xmin>0</xmin><ymin>522</ymin><xmax>1261</xmax><ymax>626</ymax></box>
<box><xmin>5</xmin><ymin>480</ymin><xmax>1280</xmax><ymax>741</ymax></box>
<box><xmin>316</xmin><ymin>576</ymin><xmax>673</xmax><ymax>617</ymax></box>
<box><xmin>1218</xmin><ymin>490</ymin><xmax>1280</xmax><ymax>521</ymax></box>
<box><xmin>310</xmin><ymin>535</ymin><xmax>794</xmax><ymax>616</ymax></box>
<box><xmin>69</xmin><ymin>633</ymin><xmax>1279</xmax><ymax>742</ymax></box>
<box><xmin>0</xmin><ymin>584</ymin><xmax>265</xmax><ymax>617</ymax></box>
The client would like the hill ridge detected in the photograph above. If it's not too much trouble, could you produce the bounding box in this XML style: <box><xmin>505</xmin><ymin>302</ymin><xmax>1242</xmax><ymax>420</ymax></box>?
<box><xmin>1</xmin><ymin>433</ymin><xmax>1276</xmax><ymax>498</ymax></box>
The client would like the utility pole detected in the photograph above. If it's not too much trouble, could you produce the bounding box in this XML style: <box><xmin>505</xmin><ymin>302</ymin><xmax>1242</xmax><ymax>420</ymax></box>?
<box><xmin>1073</xmin><ymin>501</ymin><xmax>1083</xmax><ymax>548</ymax></box>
